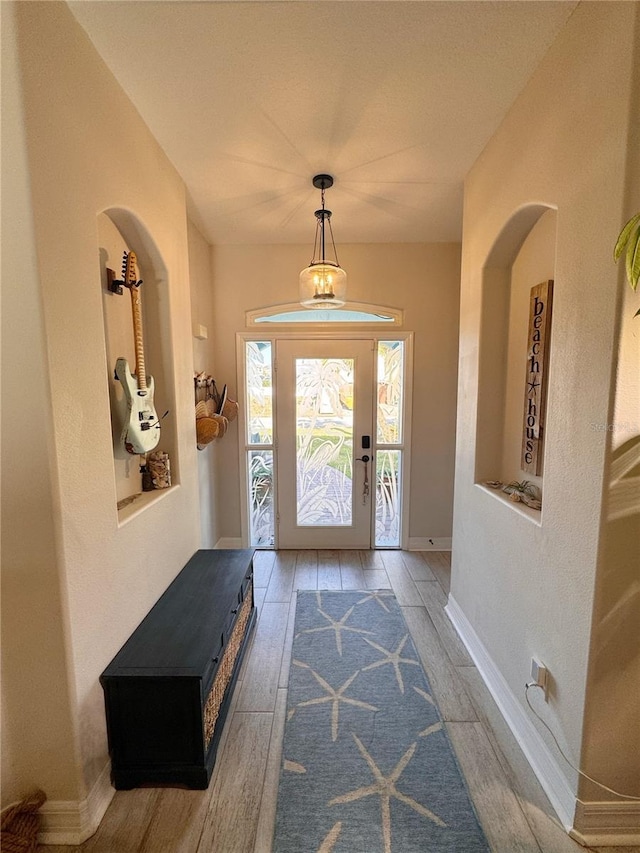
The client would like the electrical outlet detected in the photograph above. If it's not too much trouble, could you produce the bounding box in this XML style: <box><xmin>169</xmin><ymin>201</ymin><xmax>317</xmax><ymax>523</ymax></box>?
<box><xmin>530</xmin><ymin>657</ymin><xmax>548</xmax><ymax>696</ymax></box>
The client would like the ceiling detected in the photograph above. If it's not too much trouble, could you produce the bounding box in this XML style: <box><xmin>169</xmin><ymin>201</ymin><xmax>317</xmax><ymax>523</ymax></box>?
<box><xmin>67</xmin><ymin>1</ymin><xmax>576</xmax><ymax>246</ymax></box>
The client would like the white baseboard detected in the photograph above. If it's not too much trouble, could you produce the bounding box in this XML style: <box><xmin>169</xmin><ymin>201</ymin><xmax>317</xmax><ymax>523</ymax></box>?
<box><xmin>215</xmin><ymin>537</ymin><xmax>243</xmax><ymax>549</ymax></box>
<box><xmin>407</xmin><ymin>537</ymin><xmax>452</xmax><ymax>551</ymax></box>
<box><xmin>445</xmin><ymin>596</ymin><xmax>640</xmax><ymax>844</ymax></box>
<box><xmin>444</xmin><ymin>594</ymin><xmax>576</xmax><ymax>830</ymax></box>
<box><xmin>38</xmin><ymin>760</ymin><xmax>114</xmax><ymax>845</ymax></box>
<box><xmin>570</xmin><ymin>801</ymin><xmax>640</xmax><ymax>846</ymax></box>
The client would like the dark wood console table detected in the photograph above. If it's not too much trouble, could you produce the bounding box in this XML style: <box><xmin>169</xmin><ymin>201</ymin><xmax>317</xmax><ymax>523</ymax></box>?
<box><xmin>100</xmin><ymin>549</ymin><xmax>256</xmax><ymax>789</ymax></box>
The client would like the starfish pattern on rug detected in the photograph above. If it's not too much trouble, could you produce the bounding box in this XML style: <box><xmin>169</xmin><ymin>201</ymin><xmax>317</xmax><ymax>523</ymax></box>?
<box><xmin>289</xmin><ymin>659</ymin><xmax>379</xmax><ymax>741</ymax></box>
<box><xmin>413</xmin><ymin>685</ymin><xmax>435</xmax><ymax>707</ymax></box>
<box><xmin>356</xmin><ymin>590</ymin><xmax>396</xmax><ymax>612</ymax></box>
<box><xmin>274</xmin><ymin>591</ymin><xmax>491</xmax><ymax>853</ymax></box>
<box><xmin>329</xmin><ymin>733</ymin><xmax>447</xmax><ymax>853</ymax></box>
<box><xmin>361</xmin><ymin>634</ymin><xmax>420</xmax><ymax>693</ymax></box>
<box><xmin>295</xmin><ymin>592</ymin><xmax>374</xmax><ymax>656</ymax></box>
<box><xmin>317</xmin><ymin>821</ymin><xmax>342</xmax><ymax>853</ymax></box>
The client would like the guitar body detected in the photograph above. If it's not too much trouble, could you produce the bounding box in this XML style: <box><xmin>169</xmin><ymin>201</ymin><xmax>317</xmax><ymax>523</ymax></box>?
<box><xmin>115</xmin><ymin>356</ymin><xmax>160</xmax><ymax>455</ymax></box>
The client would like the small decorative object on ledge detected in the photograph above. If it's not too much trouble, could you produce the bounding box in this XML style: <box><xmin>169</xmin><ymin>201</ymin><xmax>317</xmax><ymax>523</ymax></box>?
<box><xmin>117</xmin><ymin>493</ymin><xmax>141</xmax><ymax>511</ymax></box>
<box><xmin>147</xmin><ymin>450</ymin><xmax>171</xmax><ymax>489</ymax></box>
<box><xmin>194</xmin><ymin>373</ymin><xmax>238</xmax><ymax>449</ymax></box>
<box><xmin>140</xmin><ymin>463</ymin><xmax>154</xmax><ymax>492</ymax></box>
<box><xmin>502</xmin><ymin>479</ymin><xmax>542</xmax><ymax>510</ymax></box>
<box><xmin>484</xmin><ymin>480</ymin><xmax>503</xmax><ymax>489</ymax></box>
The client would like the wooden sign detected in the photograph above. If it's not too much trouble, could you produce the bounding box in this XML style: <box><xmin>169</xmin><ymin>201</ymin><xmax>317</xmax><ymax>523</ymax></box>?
<box><xmin>521</xmin><ymin>280</ymin><xmax>553</xmax><ymax>475</ymax></box>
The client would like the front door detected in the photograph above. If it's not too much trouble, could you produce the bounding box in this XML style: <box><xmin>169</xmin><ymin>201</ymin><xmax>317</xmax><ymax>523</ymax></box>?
<box><xmin>275</xmin><ymin>339</ymin><xmax>374</xmax><ymax>548</ymax></box>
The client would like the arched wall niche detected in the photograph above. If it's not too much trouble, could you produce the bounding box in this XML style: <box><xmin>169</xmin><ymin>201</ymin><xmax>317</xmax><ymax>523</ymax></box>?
<box><xmin>98</xmin><ymin>207</ymin><xmax>178</xmax><ymax>513</ymax></box>
<box><xmin>475</xmin><ymin>203</ymin><xmax>558</xmax><ymax>512</ymax></box>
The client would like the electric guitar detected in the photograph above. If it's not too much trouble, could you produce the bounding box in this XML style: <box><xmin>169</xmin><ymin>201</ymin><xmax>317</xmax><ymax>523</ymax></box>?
<box><xmin>114</xmin><ymin>251</ymin><xmax>161</xmax><ymax>455</ymax></box>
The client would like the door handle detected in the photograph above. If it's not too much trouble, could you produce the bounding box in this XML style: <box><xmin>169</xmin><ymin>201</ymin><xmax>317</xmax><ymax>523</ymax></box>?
<box><xmin>355</xmin><ymin>455</ymin><xmax>370</xmax><ymax>503</ymax></box>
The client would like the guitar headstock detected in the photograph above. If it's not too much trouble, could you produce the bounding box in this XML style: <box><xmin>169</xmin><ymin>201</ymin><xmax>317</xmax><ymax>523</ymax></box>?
<box><xmin>122</xmin><ymin>251</ymin><xmax>142</xmax><ymax>290</ymax></box>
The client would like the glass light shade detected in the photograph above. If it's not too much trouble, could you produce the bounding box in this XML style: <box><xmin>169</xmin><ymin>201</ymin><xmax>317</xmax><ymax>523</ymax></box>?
<box><xmin>299</xmin><ymin>263</ymin><xmax>347</xmax><ymax>309</ymax></box>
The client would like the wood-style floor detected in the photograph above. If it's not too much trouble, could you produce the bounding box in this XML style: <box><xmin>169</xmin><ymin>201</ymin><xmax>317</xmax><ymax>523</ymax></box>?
<box><xmin>40</xmin><ymin>550</ymin><xmax>636</xmax><ymax>853</ymax></box>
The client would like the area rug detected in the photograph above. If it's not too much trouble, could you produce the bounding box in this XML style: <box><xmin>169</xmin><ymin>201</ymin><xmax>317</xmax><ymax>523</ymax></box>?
<box><xmin>273</xmin><ymin>590</ymin><xmax>490</xmax><ymax>853</ymax></box>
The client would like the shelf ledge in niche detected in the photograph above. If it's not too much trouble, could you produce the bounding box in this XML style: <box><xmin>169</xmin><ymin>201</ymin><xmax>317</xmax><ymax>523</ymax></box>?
<box><xmin>474</xmin><ymin>482</ymin><xmax>542</xmax><ymax>527</ymax></box>
<box><xmin>117</xmin><ymin>484</ymin><xmax>179</xmax><ymax>527</ymax></box>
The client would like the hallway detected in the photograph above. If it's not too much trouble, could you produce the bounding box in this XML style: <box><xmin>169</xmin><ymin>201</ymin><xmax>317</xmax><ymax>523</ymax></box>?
<box><xmin>39</xmin><ymin>551</ymin><xmax>636</xmax><ymax>853</ymax></box>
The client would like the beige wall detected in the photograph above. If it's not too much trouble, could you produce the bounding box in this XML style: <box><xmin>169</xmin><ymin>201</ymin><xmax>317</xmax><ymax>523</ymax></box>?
<box><xmin>2</xmin><ymin>0</ymin><xmax>201</xmax><ymax>816</ymax></box>
<box><xmin>188</xmin><ymin>220</ymin><xmax>222</xmax><ymax>547</ymax></box>
<box><xmin>210</xmin><ymin>242</ymin><xmax>461</xmax><ymax>545</ymax></box>
<box><xmin>580</xmin><ymin>6</ymin><xmax>640</xmax><ymax>809</ymax></box>
<box><xmin>452</xmin><ymin>0</ymin><xmax>639</xmax><ymax>834</ymax></box>
<box><xmin>1</xmin><ymin>1</ymin><xmax>79</xmax><ymax>803</ymax></box>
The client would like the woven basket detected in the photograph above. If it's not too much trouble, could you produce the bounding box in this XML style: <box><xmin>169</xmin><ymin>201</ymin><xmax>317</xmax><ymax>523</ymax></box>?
<box><xmin>196</xmin><ymin>417</ymin><xmax>221</xmax><ymax>446</ymax></box>
<box><xmin>221</xmin><ymin>399</ymin><xmax>239</xmax><ymax>422</ymax></box>
<box><xmin>195</xmin><ymin>399</ymin><xmax>216</xmax><ymax>420</ymax></box>
<box><xmin>203</xmin><ymin>582</ymin><xmax>253</xmax><ymax>747</ymax></box>
<box><xmin>1</xmin><ymin>790</ymin><xmax>46</xmax><ymax>853</ymax></box>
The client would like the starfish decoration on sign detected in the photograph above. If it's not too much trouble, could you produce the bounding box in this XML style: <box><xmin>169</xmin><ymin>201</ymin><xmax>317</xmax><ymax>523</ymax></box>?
<box><xmin>290</xmin><ymin>660</ymin><xmax>378</xmax><ymax>741</ymax></box>
<box><xmin>361</xmin><ymin>634</ymin><xmax>420</xmax><ymax>693</ymax></box>
<box><xmin>295</xmin><ymin>592</ymin><xmax>374</xmax><ymax>656</ymax></box>
<box><xmin>356</xmin><ymin>590</ymin><xmax>395</xmax><ymax>612</ymax></box>
<box><xmin>329</xmin><ymin>733</ymin><xmax>446</xmax><ymax>853</ymax></box>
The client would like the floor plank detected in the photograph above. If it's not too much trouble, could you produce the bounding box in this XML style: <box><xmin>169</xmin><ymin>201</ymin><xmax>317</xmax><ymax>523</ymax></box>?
<box><xmin>400</xmin><ymin>549</ymin><xmax>437</xmax><ymax>581</ymax></box>
<box><xmin>362</xmin><ymin>568</ymin><xmax>391</xmax><ymax>589</ymax></box>
<box><xmin>401</xmin><ymin>605</ymin><xmax>477</xmax><ymax>722</ymax></box>
<box><xmin>381</xmin><ymin>551</ymin><xmax>421</xmax><ymax>605</ymax></box>
<box><xmin>264</xmin><ymin>551</ymin><xmax>296</xmax><ymax>602</ymax></box>
<box><xmin>81</xmin><ymin>789</ymin><xmax>160</xmax><ymax>853</ymax></box>
<box><xmin>278</xmin><ymin>595</ymin><xmax>297</xmax><ymax>689</ymax></box>
<box><xmin>253</xmin><ymin>689</ymin><xmax>288</xmax><ymax>853</ymax></box>
<box><xmin>253</xmin><ymin>550</ymin><xmax>276</xmax><ymax>588</ymax></box>
<box><xmin>414</xmin><ymin>580</ymin><xmax>473</xmax><ymax>667</ymax></box>
<box><xmin>446</xmin><ymin>722</ymin><xmax>543</xmax><ymax>853</ymax></box>
<box><xmin>236</xmin><ymin>603</ymin><xmax>290</xmax><ymax>713</ymax></box>
<box><xmin>197</xmin><ymin>713</ymin><xmax>272</xmax><ymax>853</ymax></box>
<box><xmin>138</xmin><ymin>788</ymin><xmax>209</xmax><ymax>853</ymax></box>
<box><xmin>339</xmin><ymin>551</ymin><xmax>366</xmax><ymax>589</ymax></box>
<box><xmin>358</xmin><ymin>549</ymin><xmax>385</xmax><ymax>568</ymax></box>
<box><xmin>421</xmin><ymin>551</ymin><xmax>452</xmax><ymax>594</ymax></box>
<box><xmin>293</xmin><ymin>550</ymin><xmax>318</xmax><ymax>590</ymax></box>
<box><xmin>317</xmin><ymin>549</ymin><xmax>342</xmax><ymax>589</ymax></box>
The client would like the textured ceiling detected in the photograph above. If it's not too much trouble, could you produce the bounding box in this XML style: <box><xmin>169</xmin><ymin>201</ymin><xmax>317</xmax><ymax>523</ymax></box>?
<box><xmin>67</xmin><ymin>1</ymin><xmax>576</xmax><ymax>245</ymax></box>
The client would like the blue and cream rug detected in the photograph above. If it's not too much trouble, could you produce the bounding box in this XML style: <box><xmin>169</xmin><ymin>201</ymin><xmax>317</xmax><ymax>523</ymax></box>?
<box><xmin>273</xmin><ymin>590</ymin><xmax>490</xmax><ymax>853</ymax></box>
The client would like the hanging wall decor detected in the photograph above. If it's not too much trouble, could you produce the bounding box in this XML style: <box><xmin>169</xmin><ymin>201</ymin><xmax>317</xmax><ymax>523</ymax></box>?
<box><xmin>112</xmin><ymin>251</ymin><xmax>161</xmax><ymax>455</ymax></box>
<box><xmin>194</xmin><ymin>373</ymin><xmax>238</xmax><ymax>449</ymax></box>
<box><xmin>521</xmin><ymin>280</ymin><xmax>553</xmax><ymax>475</ymax></box>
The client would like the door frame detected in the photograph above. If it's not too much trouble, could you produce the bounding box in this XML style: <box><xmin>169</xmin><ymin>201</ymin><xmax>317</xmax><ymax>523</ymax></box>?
<box><xmin>236</xmin><ymin>330</ymin><xmax>414</xmax><ymax>550</ymax></box>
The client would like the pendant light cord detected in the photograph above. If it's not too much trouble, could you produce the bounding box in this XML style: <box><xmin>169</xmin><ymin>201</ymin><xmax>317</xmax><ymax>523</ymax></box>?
<box><xmin>309</xmin><ymin>182</ymin><xmax>341</xmax><ymax>268</ymax></box>
<box><xmin>320</xmin><ymin>186</ymin><xmax>326</xmax><ymax>263</ymax></box>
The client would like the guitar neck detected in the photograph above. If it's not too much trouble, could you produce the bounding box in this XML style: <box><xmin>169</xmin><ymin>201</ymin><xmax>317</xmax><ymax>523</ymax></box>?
<box><xmin>128</xmin><ymin>286</ymin><xmax>147</xmax><ymax>391</ymax></box>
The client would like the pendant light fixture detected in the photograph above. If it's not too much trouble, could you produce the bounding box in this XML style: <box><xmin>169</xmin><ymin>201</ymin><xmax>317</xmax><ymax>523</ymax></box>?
<box><xmin>299</xmin><ymin>174</ymin><xmax>347</xmax><ymax>309</ymax></box>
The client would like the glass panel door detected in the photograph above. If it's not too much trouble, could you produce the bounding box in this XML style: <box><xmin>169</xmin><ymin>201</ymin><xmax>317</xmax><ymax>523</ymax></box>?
<box><xmin>245</xmin><ymin>341</ymin><xmax>275</xmax><ymax>546</ymax></box>
<box><xmin>276</xmin><ymin>339</ymin><xmax>374</xmax><ymax>549</ymax></box>
<box><xmin>375</xmin><ymin>341</ymin><xmax>405</xmax><ymax>546</ymax></box>
<box><xmin>295</xmin><ymin>356</ymin><xmax>355</xmax><ymax>527</ymax></box>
